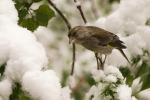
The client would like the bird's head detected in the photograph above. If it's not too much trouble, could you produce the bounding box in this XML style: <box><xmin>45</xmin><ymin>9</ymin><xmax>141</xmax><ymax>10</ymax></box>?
<box><xmin>68</xmin><ymin>26</ymin><xmax>82</xmax><ymax>44</ymax></box>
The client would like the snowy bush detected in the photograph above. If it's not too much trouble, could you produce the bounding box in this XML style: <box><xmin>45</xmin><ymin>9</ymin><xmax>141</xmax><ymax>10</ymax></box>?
<box><xmin>0</xmin><ymin>0</ymin><xmax>150</xmax><ymax>100</ymax></box>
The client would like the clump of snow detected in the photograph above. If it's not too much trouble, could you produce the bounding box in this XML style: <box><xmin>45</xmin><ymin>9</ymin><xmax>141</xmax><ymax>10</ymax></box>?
<box><xmin>117</xmin><ymin>84</ymin><xmax>132</xmax><ymax>100</ymax></box>
<box><xmin>104</xmin><ymin>75</ymin><xmax>117</xmax><ymax>83</ymax></box>
<box><xmin>0</xmin><ymin>0</ymin><xmax>48</xmax><ymax>81</ymax></box>
<box><xmin>104</xmin><ymin>65</ymin><xmax>123</xmax><ymax>79</ymax></box>
<box><xmin>91</xmin><ymin>65</ymin><xmax>123</xmax><ymax>83</ymax></box>
<box><xmin>68</xmin><ymin>76</ymin><xmax>77</xmax><ymax>89</ymax></box>
<box><xmin>34</xmin><ymin>26</ymin><xmax>55</xmax><ymax>47</ymax></box>
<box><xmin>0</xmin><ymin>1</ymin><xmax>70</xmax><ymax>100</ymax></box>
<box><xmin>0</xmin><ymin>79</ymin><xmax>12</xmax><ymax>100</ymax></box>
<box><xmin>137</xmin><ymin>89</ymin><xmax>150</xmax><ymax>100</ymax></box>
<box><xmin>131</xmin><ymin>78</ymin><xmax>142</xmax><ymax>95</ymax></box>
<box><xmin>0</xmin><ymin>0</ymin><xmax>18</xmax><ymax>23</ymax></box>
<box><xmin>61</xmin><ymin>87</ymin><xmax>72</xmax><ymax>100</ymax></box>
<box><xmin>85</xmin><ymin>85</ymin><xmax>99</xmax><ymax>100</ymax></box>
<box><xmin>92</xmin><ymin>69</ymin><xmax>105</xmax><ymax>82</ymax></box>
<box><xmin>22</xmin><ymin>70</ymin><xmax>62</xmax><ymax>100</ymax></box>
<box><xmin>0</xmin><ymin>21</ymin><xmax>48</xmax><ymax>81</ymax></box>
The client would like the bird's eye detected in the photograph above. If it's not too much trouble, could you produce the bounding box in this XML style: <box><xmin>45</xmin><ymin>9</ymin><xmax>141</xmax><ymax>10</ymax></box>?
<box><xmin>68</xmin><ymin>33</ymin><xmax>71</xmax><ymax>37</ymax></box>
<box><xmin>72</xmin><ymin>32</ymin><xmax>77</xmax><ymax>37</ymax></box>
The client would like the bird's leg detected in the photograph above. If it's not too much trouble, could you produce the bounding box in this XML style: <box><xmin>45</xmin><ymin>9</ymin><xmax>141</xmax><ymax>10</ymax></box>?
<box><xmin>102</xmin><ymin>55</ymin><xmax>107</xmax><ymax>68</ymax></box>
<box><xmin>95</xmin><ymin>53</ymin><xmax>103</xmax><ymax>69</ymax></box>
<box><xmin>98</xmin><ymin>54</ymin><xmax>103</xmax><ymax>69</ymax></box>
<box><xmin>95</xmin><ymin>53</ymin><xmax>100</xmax><ymax>70</ymax></box>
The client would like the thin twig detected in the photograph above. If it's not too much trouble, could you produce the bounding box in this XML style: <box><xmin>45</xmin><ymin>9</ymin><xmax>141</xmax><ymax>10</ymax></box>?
<box><xmin>47</xmin><ymin>0</ymin><xmax>76</xmax><ymax>75</ymax></box>
<box><xmin>73</xmin><ymin>0</ymin><xmax>87</xmax><ymax>23</ymax></box>
<box><xmin>71</xmin><ymin>43</ymin><xmax>76</xmax><ymax>75</ymax></box>
<box><xmin>47</xmin><ymin>0</ymin><xmax>71</xmax><ymax>30</ymax></box>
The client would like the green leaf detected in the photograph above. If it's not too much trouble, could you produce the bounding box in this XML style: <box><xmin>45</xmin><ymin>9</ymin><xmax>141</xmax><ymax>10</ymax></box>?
<box><xmin>20</xmin><ymin>18</ymin><xmax>39</xmax><ymax>31</ymax></box>
<box><xmin>119</xmin><ymin>67</ymin><xmax>134</xmax><ymax>86</ymax></box>
<box><xmin>35</xmin><ymin>4</ymin><xmax>55</xmax><ymax>26</ymax></box>
<box><xmin>18</xmin><ymin>8</ymin><xmax>28</xmax><ymax>20</ymax></box>
<box><xmin>61</xmin><ymin>70</ymin><xmax>69</xmax><ymax>87</ymax></box>
<box><xmin>85</xmin><ymin>73</ymin><xmax>96</xmax><ymax>86</ymax></box>
<box><xmin>10</xmin><ymin>83</ymin><xmax>31</xmax><ymax>100</ymax></box>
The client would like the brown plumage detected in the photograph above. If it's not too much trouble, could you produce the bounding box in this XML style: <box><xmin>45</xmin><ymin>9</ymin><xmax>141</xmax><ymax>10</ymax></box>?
<box><xmin>68</xmin><ymin>26</ymin><xmax>130</xmax><ymax>64</ymax></box>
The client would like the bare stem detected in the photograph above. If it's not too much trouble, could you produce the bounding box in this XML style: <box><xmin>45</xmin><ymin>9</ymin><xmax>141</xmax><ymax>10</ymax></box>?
<box><xmin>47</xmin><ymin>0</ymin><xmax>76</xmax><ymax>75</ymax></box>
<box><xmin>73</xmin><ymin>0</ymin><xmax>87</xmax><ymax>23</ymax></box>
<box><xmin>71</xmin><ymin>43</ymin><xmax>76</xmax><ymax>75</ymax></box>
<box><xmin>47</xmin><ymin>0</ymin><xmax>71</xmax><ymax>30</ymax></box>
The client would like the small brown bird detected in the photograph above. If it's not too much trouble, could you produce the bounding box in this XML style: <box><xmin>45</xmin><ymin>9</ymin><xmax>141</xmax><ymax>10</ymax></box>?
<box><xmin>68</xmin><ymin>26</ymin><xmax>130</xmax><ymax>69</ymax></box>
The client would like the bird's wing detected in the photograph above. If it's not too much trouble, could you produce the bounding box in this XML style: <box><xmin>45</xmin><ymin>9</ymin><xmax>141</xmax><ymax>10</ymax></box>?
<box><xmin>87</xmin><ymin>26</ymin><xmax>126</xmax><ymax>48</ymax></box>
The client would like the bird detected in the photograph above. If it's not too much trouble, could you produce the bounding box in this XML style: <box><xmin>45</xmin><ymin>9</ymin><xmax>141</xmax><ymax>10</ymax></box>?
<box><xmin>68</xmin><ymin>26</ymin><xmax>130</xmax><ymax>70</ymax></box>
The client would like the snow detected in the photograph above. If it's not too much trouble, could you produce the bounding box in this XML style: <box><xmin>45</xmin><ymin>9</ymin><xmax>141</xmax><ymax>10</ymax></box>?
<box><xmin>0</xmin><ymin>0</ymin><xmax>69</xmax><ymax>100</ymax></box>
<box><xmin>0</xmin><ymin>20</ymin><xmax>48</xmax><ymax>81</ymax></box>
<box><xmin>137</xmin><ymin>89</ymin><xmax>150</xmax><ymax>100</ymax></box>
<box><xmin>91</xmin><ymin>65</ymin><xmax>123</xmax><ymax>83</ymax></box>
<box><xmin>0</xmin><ymin>0</ymin><xmax>150</xmax><ymax>99</ymax></box>
<box><xmin>34</xmin><ymin>26</ymin><xmax>55</xmax><ymax>47</ymax></box>
<box><xmin>92</xmin><ymin>69</ymin><xmax>105</xmax><ymax>82</ymax></box>
<box><xmin>61</xmin><ymin>87</ymin><xmax>72</xmax><ymax>100</ymax></box>
<box><xmin>85</xmin><ymin>85</ymin><xmax>100</xmax><ymax>100</ymax></box>
<box><xmin>0</xmin><ymin>79</ymin><xmax>12</xmax><ymax>100</ymax></box>
<box><xmin>92</xmin><ymin>0</ymin><xmax>150</xmax><ymax>67</ymax></box>
<box><xmin>68</xmin><ymin>76</ymin><xmax>77</xmax><ymax>89</ymax></box>
<box><xmin>117</xmin><ymin>84</ymin><xmax>132</xmax><ymax>100</ymax></box>
<box><xmin>0</xmin><ymin>0</ymin><xmax>18</xmax><ymax>23</ymax></box>
<box><xmin>104</xmin><ymin>65</ymin><xmax>123</xmax><ymax>79</ymax></box>
<box><xmin>131</xmin><ymin>78</ymin><xmax>142</xmax><ymax>95</ymax></box>
<box><xmin>22</xmin><ymin>70</ymin><xmax>62</xmax><ymax>100</ymax></box>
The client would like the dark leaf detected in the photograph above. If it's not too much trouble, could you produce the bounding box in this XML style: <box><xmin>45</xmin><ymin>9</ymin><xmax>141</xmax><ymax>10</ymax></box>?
<box><xmin>18</xmin><ymin>8</ymin><xmax>28</xmax><ymax>20</ymax></box>
<box><xmin>119</xmin><ymin>67</ymin><xmax>134</xmax><ymax>86</ymax></box>
<box><xmin>61</xmin><ymin>70</ymin><xmax>69</xmax><ymax>87</ymax></box>
<box><xmin>85</xmin><ymin>73</ymin><xmax>96</xmax><ymax>86</ymax></box>
<box><xmin>35</xmin><ymin>4</ymin><xmax>55</xmax><ymax>26</ymax></box>
<box><xmin>20</xmin><ymin>18</ymin><xmax>39</xmax><ymax>31</ymax></box>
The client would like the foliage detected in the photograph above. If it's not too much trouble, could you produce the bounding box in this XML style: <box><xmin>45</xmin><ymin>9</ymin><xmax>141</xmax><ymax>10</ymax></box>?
<box><xmin>9</xmin><ymin>83</ymin><xmax>32</xmax><ymax>100</ymax></box>
<box><xmin>13</xmin><ymin>0</ymin><xmax>55</xmax><ymax>31</ymax></box>
<box><xmin>1</xmin><ymin>0</ymin><xmax>150</xmax><ymax>100</ymax></box>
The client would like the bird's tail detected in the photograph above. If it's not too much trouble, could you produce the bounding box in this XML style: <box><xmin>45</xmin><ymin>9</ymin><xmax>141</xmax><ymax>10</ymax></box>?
<box><xmin>118</xmin><ymin>48</ymin><xmax>131</xmax><ymax>64</ymax></box>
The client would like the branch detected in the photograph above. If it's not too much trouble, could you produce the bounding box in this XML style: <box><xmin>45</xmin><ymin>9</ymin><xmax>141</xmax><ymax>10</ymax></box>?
<box><xmin>47</xmin><ymin>0</ymin><xmax>76</xmax><ymax>75</ymax></box>
<box><xmin>47</xmin><ymin>0</ymin><xmax>71</xmax><ymax>30</ymax></box>
<box><xmin>73</xmin><ymin>0</ymin><xmax>87</xmax><ymax>24</ymax></box>
<box><xmin>71</xmin><ymin>43</ymin><xmax>76</xmax><ymax>75</ymax></box>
